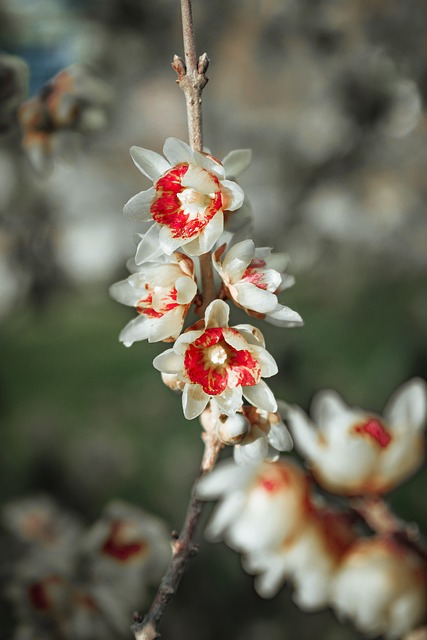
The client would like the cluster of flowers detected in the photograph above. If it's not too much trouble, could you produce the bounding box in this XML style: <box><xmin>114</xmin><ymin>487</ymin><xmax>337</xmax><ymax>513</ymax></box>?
<box><xmin>198</xmin><ymin>378</ymin><xmax>427</xmax><ymax>638</ymax></box>
<box><xmin>111</xmin><ymin>137</ymin><xmax>302</xmax><ymax>432</ymax></box>
<box><xmin>17</xmin><ymin>64</ymin><xmax>111</xmax><ymax>175</ymax></box>
<box><xmin>2</xmin><ymin>496</ymin><xmax>170</xmax><ymax>640</ymax></box>
<box><xmin>111</xmin><ymin>136</ymin><xmax>427</xmax><ymax>637</ymax></box>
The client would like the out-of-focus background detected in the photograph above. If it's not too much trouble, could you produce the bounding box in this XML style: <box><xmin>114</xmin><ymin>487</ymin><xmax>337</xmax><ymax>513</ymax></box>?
<box><xmin>0</xmin><ymin>1</ymin><xmax>426</xmax><ymax>638</ymax></box>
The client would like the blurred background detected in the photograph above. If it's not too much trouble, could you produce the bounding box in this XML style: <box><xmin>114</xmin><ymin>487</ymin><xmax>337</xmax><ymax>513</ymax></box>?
<box><xmin>0</xmin><ymin>0</ymin><xmax>426</xmax><ymax>638</ymax></box>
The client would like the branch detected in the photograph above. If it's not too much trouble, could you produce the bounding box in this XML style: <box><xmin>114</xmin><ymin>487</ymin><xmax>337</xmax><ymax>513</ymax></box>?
<box><xmin>131</xmin><ymin>430</ymin><xmax>222</xmax><ymax>640</ymax></box>
<box><xmin>350</xmin><ymin>495</ymin><xmax>427</xmax><ymax>563</ymax></box>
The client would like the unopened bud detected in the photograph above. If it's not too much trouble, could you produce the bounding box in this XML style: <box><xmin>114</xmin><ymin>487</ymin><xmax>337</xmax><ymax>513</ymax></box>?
<box><xmin>217</xmin><ymin>413</ymin><xmax>250</xmax><ymax>445</ymax></box>
<box><xmin>198</xmin><ymin>53</ymin><xmax>210</xmax><ymax>75</ymax></box>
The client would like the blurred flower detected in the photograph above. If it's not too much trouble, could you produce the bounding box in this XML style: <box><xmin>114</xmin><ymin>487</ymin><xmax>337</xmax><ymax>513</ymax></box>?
<box><xmin>0</xmin><ymin>53</ymin><xmax>28</xmax><ymax>131</ymax></box>
<box><xmin>153</xmin><ymin>299</ymin><xmax>278</xmax><ymax>419</ymax></box>
<box><xmin>197</xmin><ymin>458</ymin><xmax>311</xmax><ymax>553</ymax></box>
<box><xmin>200</xmin><ymin>402</ymin><xmax>292</xmax><ymax>465</ymax></box>
<box><xmin>109</xmin><ymin>252</ymin><xmax>197</xmax><ymax>345</ymax></box>
<box><xmin>245</xmin><ymin>507</ymin><xmax>356</xmax><ymax>608</ymax></box>
<box><xmin>286</xmin><ymin>378</ymin><xmax>427</xmax><ymax>495</ymax></box>
<box><xmin>18</xmin><ymin>64</ymin><xmax>111</xmax><ymax>175</ymax></box>
<box><xmin>331</xmin><ymin>537</ymin><xmax>427</xmax><ymax>639</ymax></box>
<box><xmin>213</xmin><ymin>239</ymin><xmax>302</xmax><ymax>327</ymax></box>
<box><xmin>124</xmin><ymin>137</ymin><xmax>245</xmax><ymax>260</ymax></box>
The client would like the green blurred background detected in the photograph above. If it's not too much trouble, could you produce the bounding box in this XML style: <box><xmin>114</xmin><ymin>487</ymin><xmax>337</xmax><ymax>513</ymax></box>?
<box><xmin>0</xmin><ymin>1</ymin><xmax>426</xmax><ymax>638</ymax></box>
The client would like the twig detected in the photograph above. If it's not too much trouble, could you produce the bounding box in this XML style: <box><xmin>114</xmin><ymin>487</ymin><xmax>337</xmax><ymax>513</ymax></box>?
<box><xmin>350</xmin><ymin>495</ymin><xmax>427</xmax><ymax>562</ymax></box>
<box><xmin>132</xmin><ymin>431</ymin><xmax>222</xmax><ymax>640</ymax></box>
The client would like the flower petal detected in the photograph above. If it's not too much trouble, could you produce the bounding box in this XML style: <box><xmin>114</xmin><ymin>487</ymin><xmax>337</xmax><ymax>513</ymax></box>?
<box><xmin>147</xmin><ymin>308</ymin><xmax>184</xmax><ymax>343</ymax></box>
<box><xmin>175</xmin><ymin>276</ymin><xmax>197</xmax><ymax>305</ymax></box>
<box><xmin>162</xmin><ymin>137</ymin><xmax>194</xmax><ymax>166</ymax></box>
<box><xmin>130</xmin><ymin>146</ymin><xmax>170</xmax><ymax>181</ymax></box>
<box><xmin>109</xmin><ymin>279</ymin><xmax>141</xmax><ymax>306</ymax></box>
<box><xmin>242</xmin><ymin>381</ymin><xmax>277</xmax><ymax>412</ymax></box>
<box><xmin>310</xmin><ymin>390</ymin><xmax>348</xmax><ymax>428</ymax></box>
<box><xmin>221</xmin><ymin>179</ymin><xmax>245</xmax><ymax>211</ymax></box>
<box><xmin>153</xmin><ymin>349</ymin><xmax>183</xmax><ymax>374</ymax></box>
<box><xmin>196</xmin><ymin>211</ymin><xmax>224</xmax><ymax>254</ymax></box>
<box><xmin>222</xmin><ymin>239</ymin><xmax>254</xmax><ymax>281</ymax></box>
<box><xmin>267</xmin><ymin>420</ymin><xmax>293</xmax><ymax>451</ymax></box>
<box><xmin>182</xmin><ymin>383</ymin><xmax>210</xmax><ymax>419</ymax></box>
<box><xmin>234</xmin><ymin>283</ymin><xmax>278</xmax><ymax>313</ymax></box>
<box><xmin>212</xmin><ymin>387</ymin><xmax>243</xmax><ymax>416</ymax></box>
<box><xmin>383</xmin><ymin>377</ymin><xmax>427</xmax><ymax>433</ymax></box>
<box><xmin>222</xmin><ymin>149</ymin><xmax>252</xmax><ymax>178</ymax></box>
<box><xmin>181</xmin><ymin>164</ymin><xmax>218</xmax><ymax>195</ymax></box>
<box><xmin>119</xmin><ymin>316</ymin><xmax>151</xmax><ymax>347</ymax></box>
<box><xmin>159</xmin><ymin>225</ymin><xmax>184</xmax><ymax>255</ymax></box>
<box><xmin>123</xmin><ymin>187</ymin><xmax>155</xmax><ymax>221</ymax></box>
<box><xmin>266</xmin><ymin>304</ymin><xmax>304</xmax><ymax>327</ymax></box>
<box><xmin>234</xmin><ymin>430</ymin><xmax>268</xmax><ymax>465</ymax></box>
<box><xmin>205</xmin><ymin>299</ymin><xmax>229</xmax><ymax>329</ymax></box>
<box><xmin>135</xmin><ymin>225</ymin><xmax>164</xmax><ymax>264</ymax></box>
<box><xmin>248</xmin><ymin>345</ymin><xmax>278</xmax><ymax>378</ymax></box>
<box><xmin>285</xmin><ymin>404</ymin><xmax>320</xmax><ymax>463</ymax></box>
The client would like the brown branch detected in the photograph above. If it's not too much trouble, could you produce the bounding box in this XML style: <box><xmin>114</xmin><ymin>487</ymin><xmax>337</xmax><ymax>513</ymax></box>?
<box><xmin>131</xmin><ymin>430</ymin><xmax>222</xmax><ymax>640</ymax></box>
<box><xmin>350</xmin><ymin>495</ymin><xmax>427</xmax><ymax>563</ymax></box>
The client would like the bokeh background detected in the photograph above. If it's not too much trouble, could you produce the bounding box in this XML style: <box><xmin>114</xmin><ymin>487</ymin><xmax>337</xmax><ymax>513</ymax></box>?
<box><xmin>0</xmin><ymin>0</ymin><xmax>426</xmax><ymax>638</ymax></box>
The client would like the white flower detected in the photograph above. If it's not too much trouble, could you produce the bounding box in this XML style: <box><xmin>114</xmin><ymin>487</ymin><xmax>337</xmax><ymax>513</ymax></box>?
<box><xmin>245</xmin><ymin>508</ymin><xmax>355</xmax><ymax>607</ymax></box>
<box><xmin>286</xmin><ymin>378</ymin><xmax>427</xmax><ymax>495</ymax></box>
<box><xmin>201</xmin><ymin>403</ymin><xmax>292</xmax><ymax>465</ymax></box>
<box><xmin>109</xmin><ymin>252</ymin><xmax>197</xmax><ymax>345</ymax></box>
<box><xmin>124</xmin><ymin>138</ymin><xmax>246</xmax><ymax>260</ymax></box>
<box><xmin>331</xmin><ymin>537</ymin><xmax>427</xmax><ymax>639</ymax></box>
<box><xmin>153</xmin><ymin>299</ymin><xmax>278</xmax><ymax>419</ymax></box>
<box><xmin>197</xmin><ymin>458</ymin><xmax>311</xmax><ymax>554</ymax></box>
<box><xmin>213</xmin><ymin>239</ymin><xmax>303</xmax><ymax>327</ymax></box>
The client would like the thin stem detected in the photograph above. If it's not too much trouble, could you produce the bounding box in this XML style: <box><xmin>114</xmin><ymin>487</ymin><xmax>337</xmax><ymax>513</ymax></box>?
<box><xmin>132</xmin><ymin>432</ymin><xmax>222</xmax><ymax>640</ymax></box>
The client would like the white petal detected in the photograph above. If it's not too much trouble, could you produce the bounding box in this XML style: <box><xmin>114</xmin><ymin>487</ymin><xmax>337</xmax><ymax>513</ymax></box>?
<box><xmin>196</xmin><ymin>458</ymin><xmax>253</xmax><ymax>498</ymax></box>
<box><xmin>135</xmin><ymin>225</ymin><xmax>164</xmax><ymax>264</ymax></box>
<box><xmin>182</xmin><ymin>384</ymin><xmax>210</xmax><ymax>419</ymax></box>
<box><xmin>152</xmin><ymin>349</ymin><xmax>183</xmax><ymax>374</ymax></box>
<box><xmin>174</xmin><ymin>329</ymin><xmax>205</xmax><ymax>354</ymax></box>
<box><xmin>204</xmin><ymin>492</ymin><xmax>246</xmax><ymax>541</ymax></box>
<box><xmin>147</xmin><ymin>308</ymin><xmax>184</xmax><ymax>342</ymax></box>
<box><xmin>266</xmin><ymin>304</ymin><xmax>304</xmax><ymax>327</ymax></box>
<box><xmin>285</xmin><ymin>404</ymin><xmax>320</xmax><ymax>463</ymax></box>
<box><xmin>235</xmin><ymin>283</ymin><xmax>278</xmax><ymax>313</ymax></box>
<box><xmin>242</xmin><ymin>381</ymin><xmax>277</xmax><ymax>412</ymax></box>
<box><xmin>159</xmin><ymin>226</ymin><xmax>184</xmax><ymax>255</ymax></box>
<box><xmin>310</xmin><ymin>389</ymin><xmax>349</xmax><ymax>428</ymax></box>
<box><xmin>222</xmin><ymin>239</ymin><xmax>254</xmax><ymax>281</ymax></box>
<box><xmin>383</xmin><ymin>377</ymin><xmax>427</xmax><ymax>433</ymax></box>
<box><xmin>267</xmin><ymin>421</ymin><xmax>293</xmax><ymax>451</ymax></box>
<box><xmin>196</xmin><ymin>212</ymin><xmax>224</xmax><ymax>254</ymax></box>
<box><xmin>181</xmin><ymin>164</ymin><xmax>218</xmax><ymax>195</ymax></box>
<box><xmin>205</xmin><ymin>299</ymin><xmax>229</xmax><ymax>329</ymax></box>
<box><xmin>212</xmin><ymin>387</ymin><xmax>243</xmax><ymax>416</ymax></box>
<box><xmin>234</xmin><ymin>431</ymin><xmax>268</xmax><ymax>465</ymax></box>
<box><xmin>222</xmin><ymin>149</ymin><xmax>252</xmax><ymax>178</ymax></box>
<box><xmin>162</xmin><ymin>137</ymin><xmax>194</xmax><ymax>166</ymax></box>
<box><xmin>175</xmin><ymin>276</ymin><xmax>197</xmax><ymax>305</ymax></box>
<box><xmin>123</xmin><ymin>187</ymin><xmax>155</xmax><ymax>220</ymax></box>
<box><xmin>109</xmin><ymin>280</ymin><xmax>140</xmax><ymax>306</ymax></box>
<box><xmin>249</xmin><ymin>345</ymin><xmax>278</xmax><ymax>378</ymax></box>
<box><xmin>233</xmin><ymin>324</ymin><xmax>266</xmax><ymax>347</ymax></box>
<box><xmin>182</xmin><ymin>235</ymin><xmax>202</xmax><ymax>256</ymax></box>
<box><xmin>130</xmin><ymin>146</ymin><xmax>170</xmax><ymax>181</ymax></box>
<box><xmin>193</xmin><ymin>151</ymin><xmax>226</xmax><ymax>178</ymax></box>
<box><xmin>221</xmin><ymin>180</ymin><xmax>245</xmax><ymax>211</ymax></box>
<box><xmin>119</xmin><ymin>316</ymin><xmax>151</xmax><ymax>346</ymax></box>
<box><xmin>263</xmin><ymin>252</ymin><xmax>289</xmax><ymax>273</ymax></box>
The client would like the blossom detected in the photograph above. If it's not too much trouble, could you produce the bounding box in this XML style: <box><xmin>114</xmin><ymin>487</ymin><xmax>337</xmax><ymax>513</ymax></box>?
<box><xmin>200</xmin><ymin>403</ymin><xmax>292</xmax><ymax>465</ymax></box>
<box><xmin>18</xmin><ymin>64</ymin><xmax>111</xmax><ymax>175</ymax></box>
<box><xmin>245</xmin><ymin>507</ymin><xmax>356</xmax><ymax>608</ymax></box>
<box><xmin>197</xmin><ymin>458</ymin><xmax>311</xmax><ymax>553</ymax></box>
<box><xmin>109</xmin><ymin>252</ymin><xmax>197</xmax><ymax>345</ymax></box>
<box><xmin>213</xmin><ymin>239</ymin><xmax>303</xmax><ymax>327</ymax></box>
<box><xmin>153</xmin><ymin>299</ymin><xmax>278</xmax><ymax>419</ymax></box>
<box><xmin>286</xmin><ymin>378</ymin><xmax>427</xmax><ymax>495</ymax></box>
<box><xmin>331</xmin><ymin>537</ymin><xmax>427</xmax><ymax>639</ymax></box>
<box><xmin>124</xmin><ymin>138</ymin><xmax>245</xmax><ymax>260</ymax></box>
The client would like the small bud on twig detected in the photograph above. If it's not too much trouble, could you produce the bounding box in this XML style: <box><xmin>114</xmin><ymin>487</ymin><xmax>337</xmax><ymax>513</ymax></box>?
<box><xmin>171</xmin><ymin>55</ymin><xmax>186</xmax><ymax>80</ymax></box>
<box><xmin>198</xmin><ymin>53</ymin><xmax>209</xmax><ymax>75</ymax></box>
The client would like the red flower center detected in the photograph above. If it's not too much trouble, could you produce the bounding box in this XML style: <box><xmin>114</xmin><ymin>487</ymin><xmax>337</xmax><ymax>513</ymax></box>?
<box><xmin>151</xmin><ymin>164</ymin><xmax>223</xmax><ymax>239</ymax></box>
<box><xmin>354</xmin><ymin>418</ymin><xmax>392</xmax><ymax>448</ymax></box>
<box><xmin>102</xmin><ymin>520</ymin><xmax>149</xmax><ymax>562</ymax></box>
<box><xmin>183</xmin><ymin>327</ymin><xmax>261</xmax><ymax>395</ymax></box>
